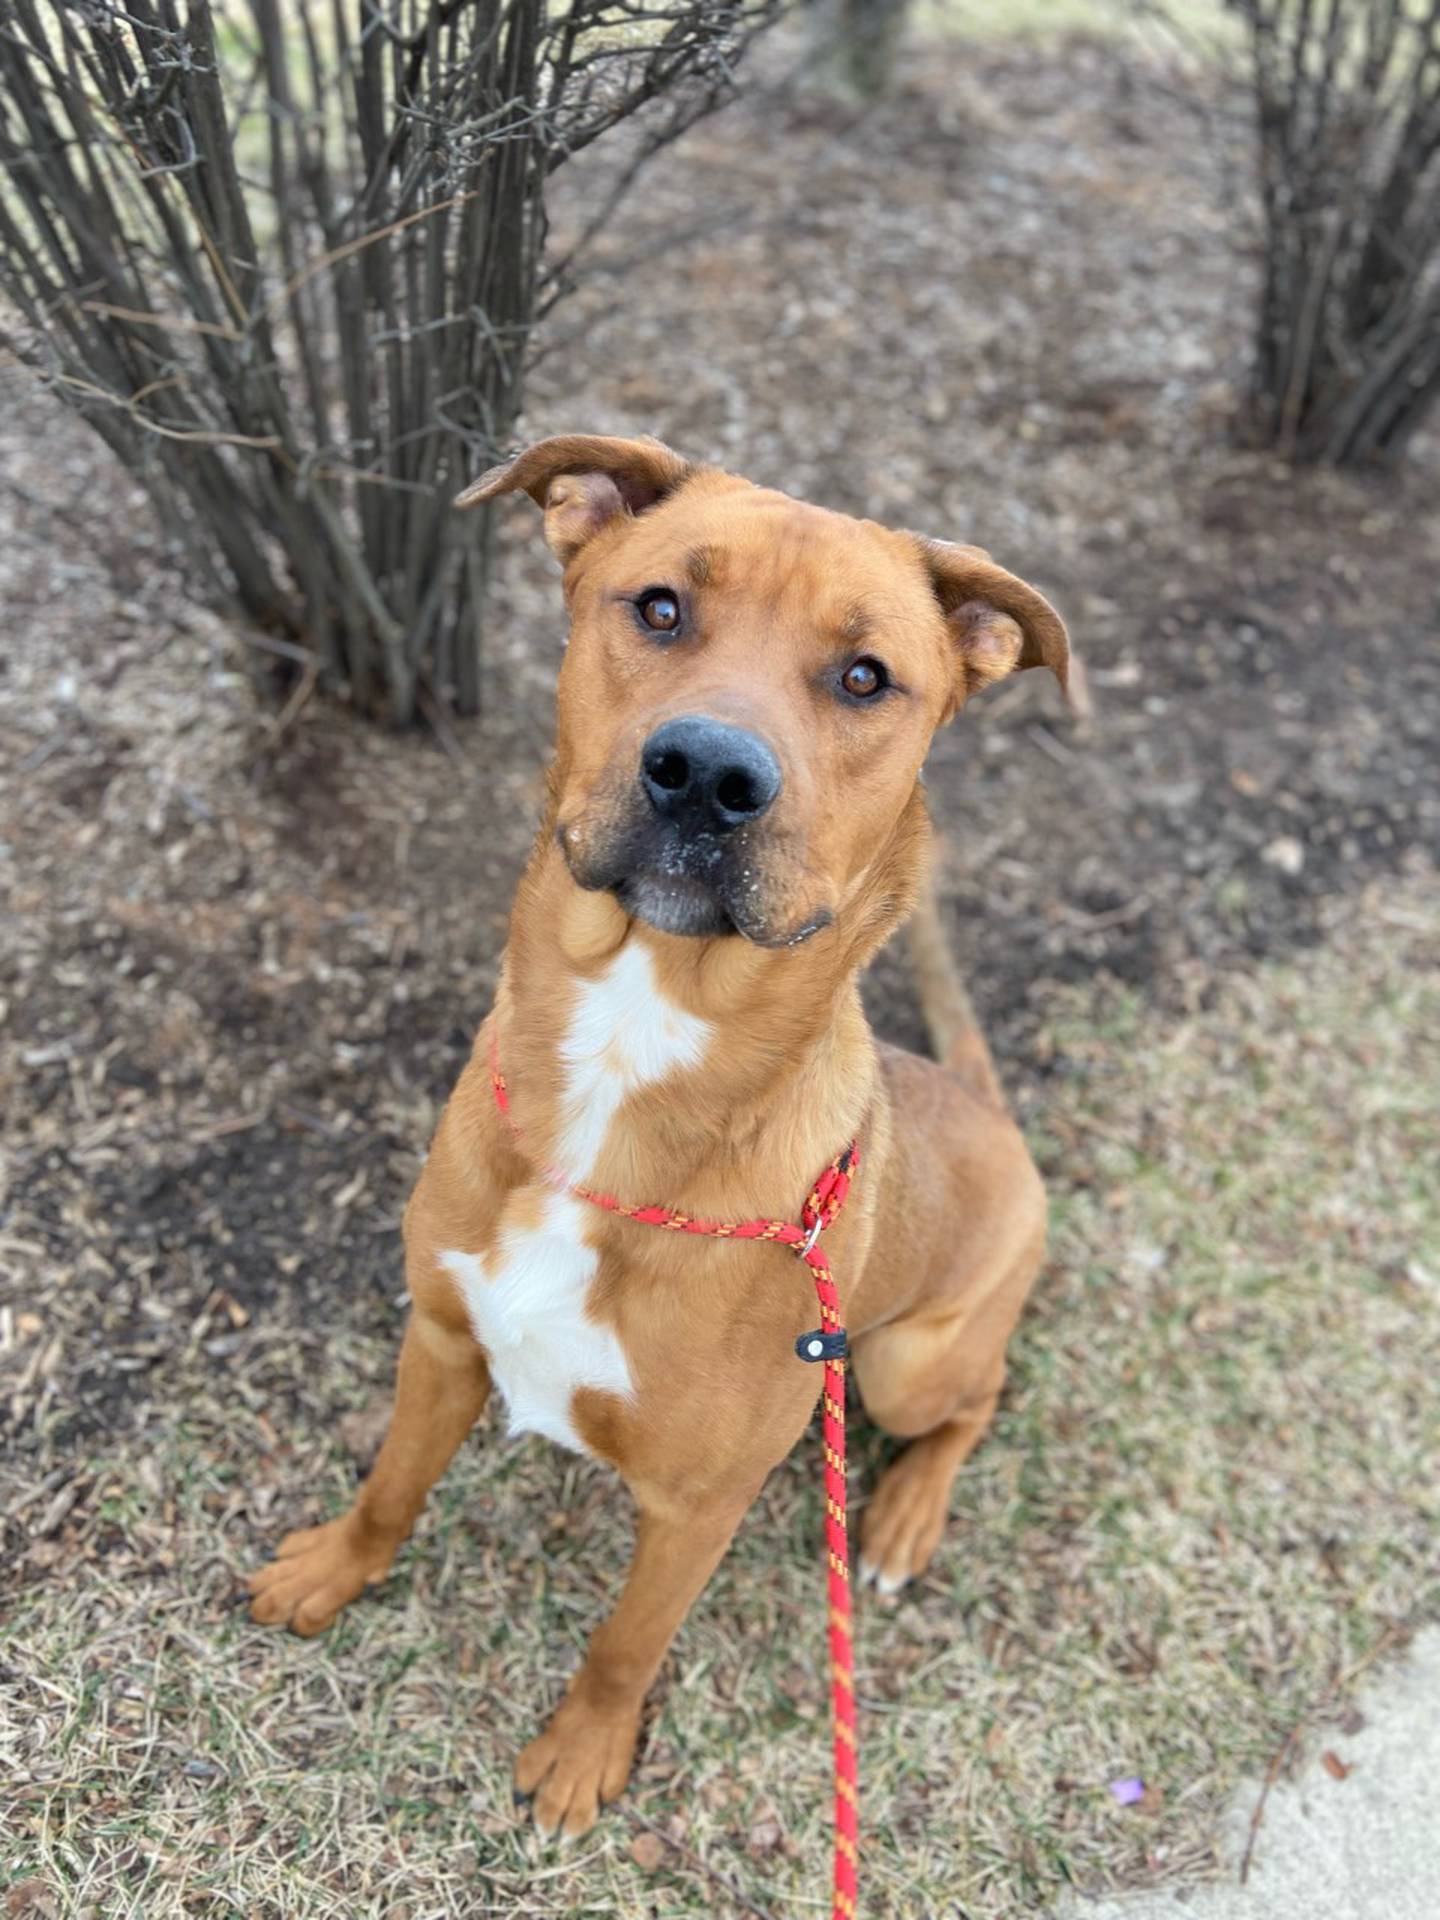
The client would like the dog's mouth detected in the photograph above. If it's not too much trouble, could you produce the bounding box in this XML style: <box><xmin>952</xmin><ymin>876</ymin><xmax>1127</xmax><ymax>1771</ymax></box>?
<box><xmin>613</xmin><ymin>872</ymin><xmax>736</xmax><ymax>939</ymax></box>
<box><xmin>560</xmin><ymin>806</ymin><xmax>832</xmax><ymax>949</ymax></box>
<box><xmin>614</xmin><ymin>868</ymin><xmax>831</xmax><ymax>947</ymax></box>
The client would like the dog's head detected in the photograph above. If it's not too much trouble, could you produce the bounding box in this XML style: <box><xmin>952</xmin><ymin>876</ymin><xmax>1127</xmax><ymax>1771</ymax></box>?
<box><xmin>460</xmin><ymin>434</ymin><xmax>1067</xmax><ymax>949</ymax></box>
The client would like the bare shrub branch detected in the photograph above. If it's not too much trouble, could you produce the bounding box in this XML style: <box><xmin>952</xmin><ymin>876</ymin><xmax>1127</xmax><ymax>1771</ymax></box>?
<box><xmin>1227</xmin><ymin>0</ymin><xmax>1440</xmax><ymax>463</ymax></box>
<box><xmin>0</xmin><ymin>0</ymin><xmax>778</xmax><ymax>722</ymax></box>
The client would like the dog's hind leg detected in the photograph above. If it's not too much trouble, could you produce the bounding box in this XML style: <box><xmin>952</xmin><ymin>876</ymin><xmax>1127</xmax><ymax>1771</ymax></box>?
<box><xmin>850</xmin><ymin>1235</ymin><xmax>1041</xmax><ymax>1595</ymax></box>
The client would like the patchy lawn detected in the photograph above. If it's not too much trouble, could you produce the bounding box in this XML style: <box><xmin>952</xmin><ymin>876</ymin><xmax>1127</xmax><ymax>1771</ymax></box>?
<box><xmin>3</xmin><ymin>19</ymin><xmax>1438</xmax><ymax>1920</ymax></box>
<box><xmin>4</xmin><ymin>876</ymin><xmax>1435</xmax><ymax>1918</ymax></box>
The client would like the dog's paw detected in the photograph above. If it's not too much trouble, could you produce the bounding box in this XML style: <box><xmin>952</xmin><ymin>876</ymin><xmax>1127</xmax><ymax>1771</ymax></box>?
<box><xmin>514</xmin><ymin>1692</ymin><xmax>641</xmax><ymax>1839</ymax></box>
<box><xmin>857</xmin><ymin>1453</ymin><xmax>950</xmax><ymax>1599</ymax></box>
<box><xmin>246</xmin><ymin>1516</ymin><xmax>395</xmax><ymax>1637</ymax></box>
<box><xmin>856</xmin><ymin>1551</ymin><xmax>912</xmax><ymax>1598</ymax></box>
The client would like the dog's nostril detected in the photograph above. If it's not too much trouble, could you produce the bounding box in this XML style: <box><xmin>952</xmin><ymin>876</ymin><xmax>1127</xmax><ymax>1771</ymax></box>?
<box><xmin>649</xmin><ymin>749</ymin><xmax>689</xmax><ymax>793</ymax></box>
<box><xmin>640</xmin><ymin>716</ymin><xmax>781</xmax><ymax>831</ymax></box>
<box><xmin>715</xmin><ymin>769</ymin><xmax>759</xmax><ymax>816</ymax></box>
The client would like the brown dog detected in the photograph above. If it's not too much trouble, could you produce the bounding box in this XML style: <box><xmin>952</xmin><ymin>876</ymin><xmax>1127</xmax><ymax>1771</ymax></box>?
<box><xmin>248</xmin><ymin>434</ymin><xmax>1068</xmax><ymax>1838</ymax></box>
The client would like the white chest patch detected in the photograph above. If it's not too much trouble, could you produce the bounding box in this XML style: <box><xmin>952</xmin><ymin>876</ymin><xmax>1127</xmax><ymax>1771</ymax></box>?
<box><xmin>553</xmin><ymin>941</ymin><xmax>711</xmax><ymax>1185</ymax></box>
<box><xmin>440</xmin><ymin>1192</ymin><xmax>630</xmax><ymax>1455</ymax></box>
<box><xmin>440</xmin><ymin>943</ymin><xmax>707</xmax><ymax>1457</ymax></box>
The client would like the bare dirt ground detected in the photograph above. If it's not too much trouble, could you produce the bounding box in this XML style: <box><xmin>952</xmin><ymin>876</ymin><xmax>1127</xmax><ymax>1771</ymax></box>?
<box><xmin>2</xmin><ymin>30</ymin><xmax>1438</xmax><ymax>1920</ymax></box>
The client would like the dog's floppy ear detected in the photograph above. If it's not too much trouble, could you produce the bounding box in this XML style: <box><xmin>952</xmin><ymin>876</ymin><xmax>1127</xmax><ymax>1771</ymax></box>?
<box><xmin>456</xmin><ymin>433</ymin><xmax>691</xmax><ymax>564</ymax></box>
<box><xmin>916</xmin><ymin>537</ymin><xmax>1069</xmax><ymax>709</ymax></box>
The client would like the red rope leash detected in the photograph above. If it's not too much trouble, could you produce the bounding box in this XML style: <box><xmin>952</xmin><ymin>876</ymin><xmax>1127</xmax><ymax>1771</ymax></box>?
<box><xmin>491</xmin><ymin>1039</ymin><xmax>860</xmax><ymax>1920</ymax></box>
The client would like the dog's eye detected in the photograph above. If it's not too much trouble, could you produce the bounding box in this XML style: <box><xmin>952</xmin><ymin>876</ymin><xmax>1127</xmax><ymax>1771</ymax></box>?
<box><xmin>840</xmin><ymin>656</ymin><xmax>887</xmax><ymax>699</ymax></box>
<box><xmin>637</xmin><ymin>589</ymin><xmax>681</xmax><ymax>634</ymax></box>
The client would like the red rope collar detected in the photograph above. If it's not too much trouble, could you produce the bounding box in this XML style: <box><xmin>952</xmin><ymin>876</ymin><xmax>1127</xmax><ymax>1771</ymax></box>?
<box><xmin>491</xmin><ymin>1035</ymin><xmax>861</xmax><ymax>1920</ymax></box>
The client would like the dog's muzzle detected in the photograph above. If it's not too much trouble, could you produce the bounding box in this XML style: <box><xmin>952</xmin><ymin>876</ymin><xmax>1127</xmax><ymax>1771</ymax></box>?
<box><xmin>560</xmin><ymin>716</ymin><xmax>829</xmax><ymax>945</ymax></box>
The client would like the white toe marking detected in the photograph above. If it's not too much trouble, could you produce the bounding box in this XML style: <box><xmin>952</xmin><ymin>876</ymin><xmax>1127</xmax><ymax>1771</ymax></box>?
<box><xmin>554</xmin><ymin>942</ymin><xmax>710</xmax><ymax>1185</ymax></box>
<box><xmin>440</xmin><ymin>1191</ymin><xmax>632</xmax><ymax>1456</ymax></box>
<box><xmin>858</xmin><ymin>1554</ymin><xmax>907</xmax><ymax>1595</ymax></box>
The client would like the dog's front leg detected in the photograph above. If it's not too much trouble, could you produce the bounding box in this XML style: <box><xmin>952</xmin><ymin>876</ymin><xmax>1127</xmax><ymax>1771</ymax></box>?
<box><xmin>248</xmin><ymin>1310</ymin><xmax>490</xmax><ymax>1636</ymax></box>
<box><xmin>516</xmin><ymin>1491</ymin><xmax>752</xmax><ymax>1837</ymax></box>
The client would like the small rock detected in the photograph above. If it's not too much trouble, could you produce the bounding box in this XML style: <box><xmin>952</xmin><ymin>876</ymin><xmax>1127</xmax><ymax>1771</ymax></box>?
<box><xmin>1262</xmin><ymin>835</ymin><xmax>1305</xmax><ymax>876</ymax></box>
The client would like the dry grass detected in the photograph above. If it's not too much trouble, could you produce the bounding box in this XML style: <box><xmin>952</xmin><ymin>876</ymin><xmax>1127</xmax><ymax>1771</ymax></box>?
<box><xmin>4</xmin><ymin>875</ymin><xmax>1436</xmax><ymax>1919</ymax></box>
<box><xmin>4</xmin><ymin>25</ymin><xmax>1438</xmax><ymax>1915</ymax></box>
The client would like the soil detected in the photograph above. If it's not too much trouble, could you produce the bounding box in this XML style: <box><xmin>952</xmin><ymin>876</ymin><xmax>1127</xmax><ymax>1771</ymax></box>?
<box><xmin>3</xmin><ymin>32</ymin><xmax>1438</xmax><ymax>1533</ymax></box>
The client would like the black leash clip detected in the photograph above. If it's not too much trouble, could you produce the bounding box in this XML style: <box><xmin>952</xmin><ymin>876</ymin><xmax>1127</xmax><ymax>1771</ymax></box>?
<box><xmin>795</xmin><ymin>1327</ymin><xmax>848</xmax><ymax>1364</ymax></box>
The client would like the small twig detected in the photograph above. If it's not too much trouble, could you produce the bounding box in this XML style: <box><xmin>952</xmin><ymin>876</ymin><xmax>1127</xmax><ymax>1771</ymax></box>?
<box><xmin>190</xmin><ymin>1113</ymin><xmax>268</xmax><ymax>1142</ymax></box>
<box><xmin>0</xmin><ymin>475</ymin><xmax>94</xmax><ymax>538</ymax></box>
<box><xmin>415</xmin><ymin>682</ymin><xmax>471</xmax><ymax>774</ymax></box>
<box><xmin>261</xmin><ymin>658</ymin><xmax>320</xmax><ymax>751</ymax></box>
<box><xmin>1238</xmin><ymin>1720</ymin><xmax>1302</xmax><ymax>1886</ymax></box>
<box><xmin>261</xmin><ymin>188</ymin><xmax>483</xmax><ymax>324</ymax></box>
<box><xmin>1027</xmin><ymin>723</ymin><xmax>1076</xmax><ymax>767</ymax></box>
<box><xmin>1062</xmin><ymin>650</ymin><xmax>1095</xmax><ymax>730</ymax></box>
<box><xmin>31</xmin><ymin>367</ymin><xmax>283</xmax><ymax>449</ymax></box>
<box><xmin>1056</xmin><ymin>894</ymin><xmax>1151</xmax><ymax>932</ymax></box>
<box><xmin>78</xmin><ymin>298</ymin><xmax>245</xmax><ymax>342</ymax></box>
<box><xmin>1239</xmin><ymin>1621</ymin><xmax>1407</xmax><ymax>1884</ymax></box>
<box><xmin>231</xmin><ymin>630</ymin><xmax>322</xmax><ymax>670</ymax></box>
<box><xmin>621</xmin><ymin>1807</ymin><xmax>782</xmax><ymax>1920</ymax></box>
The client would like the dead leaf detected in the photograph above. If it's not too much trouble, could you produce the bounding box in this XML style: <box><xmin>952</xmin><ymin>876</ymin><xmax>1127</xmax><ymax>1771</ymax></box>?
<box><xmin>629</xmin><ymin>1830</ymin><xmax>666</xmax><ymax>1871</ymax></box>
<box><xmin>209</xmin><ymin>1287</ymin><xmax>249</xmax><ymax>1328</ymax></box>
<box><xmin>338</xmin><ymin>1401</ymin><xmax>391</xmax><ymax>1464</ymax></box>
<box><xmin>747</xmin><ymin>1810</ymin><xmax>784</xmax><ymax>1856</ymax></box>
<box><xmin>1321</xmin><ymin>1750</ymin><xmax>1353</xmax><ymax>1781</ymax></box>
<box><xmin>6</xmin><ymin>1882</ymin><xmax>59</xmax><ymax>1919</ymax></box>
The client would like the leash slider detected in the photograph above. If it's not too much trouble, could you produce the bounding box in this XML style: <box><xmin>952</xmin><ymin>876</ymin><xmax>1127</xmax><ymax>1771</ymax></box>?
<box><xmin>796</xmin><ymin>1327</ymin><xmax>848</xmax><ymax>1363</ymax></box>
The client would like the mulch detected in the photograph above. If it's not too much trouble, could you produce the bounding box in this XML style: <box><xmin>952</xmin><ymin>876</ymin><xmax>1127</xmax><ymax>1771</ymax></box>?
<box><xmin>3</xmin><ymin>24</ymin><xmax>1437</xmax><ymax>1545</ymax></box>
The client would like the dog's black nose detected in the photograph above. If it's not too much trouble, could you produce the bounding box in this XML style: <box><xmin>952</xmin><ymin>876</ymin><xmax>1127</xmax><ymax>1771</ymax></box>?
<box><xmin>640</xmin><ymin>716</ymin><xmax>782</xmax><ymax>832</ymax></box>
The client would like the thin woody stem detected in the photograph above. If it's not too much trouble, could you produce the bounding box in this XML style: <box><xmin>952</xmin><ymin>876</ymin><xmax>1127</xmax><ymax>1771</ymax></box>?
<box><xmin>0</xmin><ymin>0</ymin><xmax>782</xmax><ymax>721</ymax></box>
